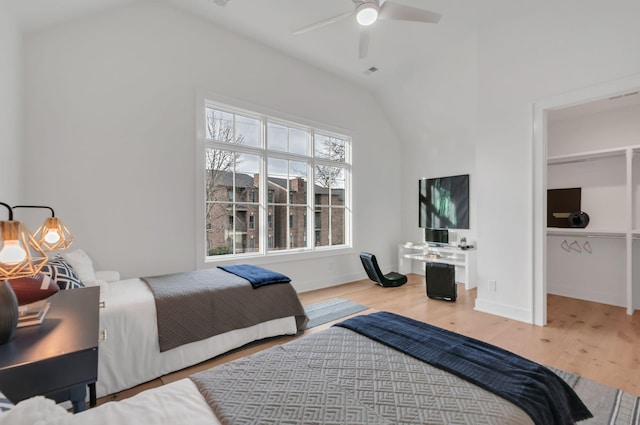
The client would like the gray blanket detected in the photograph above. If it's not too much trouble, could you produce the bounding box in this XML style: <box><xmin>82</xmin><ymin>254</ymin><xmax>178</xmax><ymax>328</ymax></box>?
<box><xmin>142</xmin><ymin>268</ymin><xmax>307</xmax><ymax>352</ymax></box>
<box><xmin>191</xmin><ymin>327</ymin><xmax>533</xmax><ymax>425</ymax></box>
<box><xmin>191</xmin><ymin>326</ymin><xmax>639</xmax><ymax>425</ymax></box>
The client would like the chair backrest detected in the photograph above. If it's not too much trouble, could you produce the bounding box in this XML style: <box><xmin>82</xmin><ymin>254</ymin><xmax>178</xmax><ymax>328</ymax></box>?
<box><xmin>359</xmin><ymin>252</ymin><xmax>383</xmax><ymax>284</ymax></box>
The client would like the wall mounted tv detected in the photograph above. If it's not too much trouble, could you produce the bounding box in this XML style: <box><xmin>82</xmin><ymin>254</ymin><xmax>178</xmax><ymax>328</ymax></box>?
<box><xmin>419</xmin><ymin>174</ymin><xmax>470</xmax><ymax>230</ymax></box>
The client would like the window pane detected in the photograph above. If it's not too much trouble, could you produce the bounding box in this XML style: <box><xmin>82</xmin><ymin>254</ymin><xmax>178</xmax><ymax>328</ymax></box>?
<box><xmin>289</xmin><ymin>128</ymin><xmax>308</xmax><ymax>155</ymax></box>
<box><xmin>236</xmin><ymin>153</ymin><xmax>260</xmax><ymax>203</ymax></box>
<box><xmin>206</xmin><ymin>148</ymin><xmax>234</xmax><ymax>202</ymax></box>
<box><xmin>330</xmin><ymin>207</ymin><xmax>345</xmax><ymax>245</ymax></box>
<box><xmin>268</xmin><ymin>205</ymin><xmax>287</xmax><ymax>252</ymax></box>
<box><xmin>247</xmin><ymin>234</ymin><xmax>259</xmax><ymax>253</ymax></box>
<box><xmin>289</xmin><ymin>206</ymin><xmax>307</xmax><ymax>248</ymax></box>
<box><xmin>268</xmin><ymin>157</ymin><xmax>288</xmax><ymax>204</ymax></box>
<box><xmin>235</xmin><ymin>114</ymin><xmax>260</xmax><ymax>147</ymax></box>
<box><xmin>205</xmin><ymin>108</ymin><xmax>233</xmax><ymax>142</ymax></box>
<box><xmin>314</xmin><ymin>134</ymin><xmax>346</xmax><ymax>162</ymax></box>
<box><xmin>330</xmin><ymin>167</ymin><xmax>345</xmax><ymax>206</ymax></box>
<box><xmin>314</xmin><ymin>134</ymin><xmax>331</xmax><ymax>159</ymax></box>
<box><xmin>267</xmin><ymin>122</ymin><xmax>287</xmax><ymax>152</ymax></box>
<box><xmin>206</xmin><ymin>203</ymin><xmax>233</xmax><ymax>256</ymax></box>
<box><xmin>290</xmin><ymin>161</ymin><xmax>308</xmax><ymax>204</ymax></box>
<box><xmin>248</xmin><ymin>212</ymin><xmax>261</xmax><ymax>252</ymax></box>
<box><xmin>331</xmin><ymin>138</ymin><xmax>346</xmax><ymax>162</ymax></box>
<box><xmin>314</xmin><ymin>207</ymin><xmax>329</xmax><ymax>247</ymax></box>
<box><xmin>314</xmin><ymin>165</ymin><xmax>341</xmax><ymax>193</ymax></box>
<box><xmin>314</xmin><ymin>164</ymin><xmax>333</xmax><ymax>207</ymax></box>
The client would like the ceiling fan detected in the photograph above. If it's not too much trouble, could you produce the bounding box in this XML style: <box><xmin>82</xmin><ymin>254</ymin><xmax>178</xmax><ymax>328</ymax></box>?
<box><xmin>293</xmin><ymin>0</ymin><xmax>442</xmax><ymax>59</ymax></box>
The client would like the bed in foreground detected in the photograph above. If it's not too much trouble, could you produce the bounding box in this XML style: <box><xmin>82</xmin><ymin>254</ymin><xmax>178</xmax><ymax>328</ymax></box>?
<box><xmin>96</xmin><ymin>265</ymin><xmax>307</xmax><ymax>398</ymax></box>
<box><xmin>2</xmin><ymin>312</ymin><xmax>638</xmax><ymax>425</ymax></box>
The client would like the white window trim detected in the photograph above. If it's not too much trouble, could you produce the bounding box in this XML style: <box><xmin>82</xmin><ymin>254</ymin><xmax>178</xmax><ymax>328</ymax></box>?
<box><xmin>195</xmin><ymin>91</ymin><xmax>353</xmax><ymax>268</ymax></box>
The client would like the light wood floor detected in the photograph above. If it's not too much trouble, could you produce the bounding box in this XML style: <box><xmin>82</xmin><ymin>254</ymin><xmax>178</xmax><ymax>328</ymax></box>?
<box><xmin>98</xmin><ymin>274</ymin><xmax>640</xmax><ymax>405</ymax></box>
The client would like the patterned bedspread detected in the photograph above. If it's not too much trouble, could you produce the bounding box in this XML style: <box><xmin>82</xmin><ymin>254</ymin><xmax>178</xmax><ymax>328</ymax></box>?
<box><xmin>142</xmin><ymin>268</ymin><xmax>307</xmax><ymax>352</ymax></box>
<box><xmin>191</xmin><ymin>326</ymin><xmax>535</xmax><ymax>425</ymax></box>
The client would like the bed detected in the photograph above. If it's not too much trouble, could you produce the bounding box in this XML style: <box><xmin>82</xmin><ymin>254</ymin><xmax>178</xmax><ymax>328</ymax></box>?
<box><xmin>95</xmin><ymin>266</ymin><xmax>307</xmax><ymax>398</ymax></box>
<box><xmin>3</xmin><ymin>311</ymin><xmax>636</xmax><ymax>425</ymax></box>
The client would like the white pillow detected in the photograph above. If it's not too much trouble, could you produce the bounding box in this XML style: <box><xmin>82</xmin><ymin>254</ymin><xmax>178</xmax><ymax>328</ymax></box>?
<box><xmin>61</xmin><ymin>249</ymin><xmax>96</xmax><ymax>283</ymax></box>
<box><xmin>0</xmin><ymin>396</ymin><xmax>71</xmax><ymax>425</ymax></box>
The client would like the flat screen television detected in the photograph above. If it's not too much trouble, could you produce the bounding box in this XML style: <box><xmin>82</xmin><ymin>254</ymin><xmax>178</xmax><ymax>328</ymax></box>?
<box><xmin>424</xmin><ymin>228</ymin><xmax>449</xmax><ymax>246</ymax></box>
<box><xmin>419</xmin><ymin>174</ymin><xmax>469</xmax><ymax>230</ymax></box>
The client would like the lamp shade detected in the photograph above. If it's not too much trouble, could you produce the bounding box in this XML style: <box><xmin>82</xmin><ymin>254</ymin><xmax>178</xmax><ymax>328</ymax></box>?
<box><xmin>33</xmin><ymin>217</ymin><xmax>75</xmax><ymax>251</ymax></box>
<box><xmin>0</xmin><ymin>220</ymin><xmax>48</xmax><ymax>280</ymax></box>
<box><xmin>0</xmin><ymin>202</ymin><xmax>50</xmax><ymax>345</ymax></box>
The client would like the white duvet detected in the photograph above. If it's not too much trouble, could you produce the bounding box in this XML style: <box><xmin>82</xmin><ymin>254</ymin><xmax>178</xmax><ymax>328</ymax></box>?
<box><xmin>0</xmin><ymin>379</ymin><xmax>218</xmax><ymax>425</ymax></box>
<box><xmin>97</xmin><ymin>278</ymin><xmax>298</xmax><ymax>397</ymax></box>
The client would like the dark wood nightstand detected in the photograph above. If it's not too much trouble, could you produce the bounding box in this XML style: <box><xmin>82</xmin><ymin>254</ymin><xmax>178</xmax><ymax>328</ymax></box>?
<box><xmin>0</xmin><ymin>286</ymin><xmax>99</xmax><ymax>413</ymax></box>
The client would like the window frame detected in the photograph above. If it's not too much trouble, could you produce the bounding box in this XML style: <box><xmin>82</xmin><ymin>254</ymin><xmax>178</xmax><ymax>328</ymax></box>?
<box><xmin>196</xmin><ymin>94</ymin><xmax>353</xmax><ymax>265</ymax></box>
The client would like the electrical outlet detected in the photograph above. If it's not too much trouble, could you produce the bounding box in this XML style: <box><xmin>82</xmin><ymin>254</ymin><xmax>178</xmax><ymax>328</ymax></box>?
<box><xmin>488</xmin><ymin>280</ymin><xmax>496</xmax><ymax>291</ymax></box>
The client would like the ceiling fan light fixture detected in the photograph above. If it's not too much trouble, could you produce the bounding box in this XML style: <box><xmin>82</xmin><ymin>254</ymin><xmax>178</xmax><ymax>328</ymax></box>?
<box><xmin>356</xmin><ymin>3</ymin><xmax>379</xmax><ymax>26</ymax></box>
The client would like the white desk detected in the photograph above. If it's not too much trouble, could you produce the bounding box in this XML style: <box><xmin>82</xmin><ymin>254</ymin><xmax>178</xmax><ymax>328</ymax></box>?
<box><xmin>398</xmin><ymin>242</ymin><xmax>477</xmax><ymax>290</ymax></box>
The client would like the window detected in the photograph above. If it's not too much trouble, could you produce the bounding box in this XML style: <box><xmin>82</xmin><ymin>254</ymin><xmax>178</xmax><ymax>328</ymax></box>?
<box><xmin>200</xmin><ymin>99</ymin><xmax>351</xmax><ymax>259</ymax></box>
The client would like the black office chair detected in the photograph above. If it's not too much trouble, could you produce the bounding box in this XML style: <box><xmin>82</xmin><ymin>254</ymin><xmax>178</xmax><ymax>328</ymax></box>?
<box><xmin>359</xmin><ymin>252</ymin><xmax>407</xmax><ymax>288</ymax></box>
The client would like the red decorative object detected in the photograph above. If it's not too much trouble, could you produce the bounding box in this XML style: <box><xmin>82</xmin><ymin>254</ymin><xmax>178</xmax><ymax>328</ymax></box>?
<box><xmin>8</xmin><ymin>274</ymin><xmax>59</xmax><ymax>306</ymax></box>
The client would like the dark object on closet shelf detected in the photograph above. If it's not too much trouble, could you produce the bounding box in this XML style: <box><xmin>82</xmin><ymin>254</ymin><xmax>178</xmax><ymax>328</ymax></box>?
<box><xmin>568</xmin><ymin>211</ymin><xmax>590</xmax><ymax>228</ymax></box>
<box><xmin>547</xmin><ymin>188</ymin><xmax>581</xmax><ymax>228</ymax></box>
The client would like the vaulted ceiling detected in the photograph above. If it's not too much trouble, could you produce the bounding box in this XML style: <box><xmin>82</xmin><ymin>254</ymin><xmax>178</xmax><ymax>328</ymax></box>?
<box><xmin>5</xmin><ymin>0</ymin><xmax>551</xmax><ymax>91</ymax></box>
<box><xmin>6</xmin><ymin>0</ymin><xmax>636</xmax><ymax>135</ymax></box>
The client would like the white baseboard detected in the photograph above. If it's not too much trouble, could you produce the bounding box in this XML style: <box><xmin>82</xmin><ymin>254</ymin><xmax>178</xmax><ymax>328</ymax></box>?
<box><xmin>474</xmin><ymin>297</ymin><xmax>533</xmax><ymax>324</ymax></box>
<box><xmin>294</xmin><ymin>271</ymin><xmax>369</xmax><ymax>293</ymax></box>
<box><xmin>548</xmin><ymin>285</ymin><xmax>626</xmax><ymax>308</ymax></box>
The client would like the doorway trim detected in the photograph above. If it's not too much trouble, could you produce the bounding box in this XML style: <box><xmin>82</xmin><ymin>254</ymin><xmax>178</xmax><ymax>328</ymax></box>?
<box><xmin>532</xmin><ymin>74</ymin><xmax>640</xmax><ymax>326</ymax></box>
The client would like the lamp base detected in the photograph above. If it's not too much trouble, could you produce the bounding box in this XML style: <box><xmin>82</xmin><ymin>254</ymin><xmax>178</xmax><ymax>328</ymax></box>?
<box><xmin>0</xmin><ymin>280</ymin><xmax>19</xmax><ymax>344</ymax></box>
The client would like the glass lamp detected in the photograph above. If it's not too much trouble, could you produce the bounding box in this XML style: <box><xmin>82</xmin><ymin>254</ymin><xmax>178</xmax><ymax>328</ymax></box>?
<box><xmin>0</xmin><ymin>202</ymin><xmax>48</xmax><ymax>344</ymax></box>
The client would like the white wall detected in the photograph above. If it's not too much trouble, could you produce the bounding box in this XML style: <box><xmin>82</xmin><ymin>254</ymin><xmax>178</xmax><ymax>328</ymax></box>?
<box><xmin>21</xmin><ymin>1</ymin><xmax>403</xmax><ymax>290</ymax></box>
<box><xmin>548</xmin><ymin>105</ymin><xmax>640</xmax><ymax>157</ymax></box>
<box><xmin>474</xmin><ymin>0</ymin><xmax>640</xmax><ymax>321</ymax></box>
<box><xmin>0</xmin><ymin>2</ymin><xmax>22</xmax><ymax>204</ymax></box>
<box><xmin>378</xmin><ymin>35</ymin><xmax>478</xmax><ymax>253</ymax></box>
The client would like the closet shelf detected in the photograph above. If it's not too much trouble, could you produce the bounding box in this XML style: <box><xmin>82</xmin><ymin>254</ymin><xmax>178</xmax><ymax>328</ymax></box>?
<box><xmin>547</xmin><ymin>147</ymin><xmax>627</xmax><ymax>165</ymax></box>
<box><xmin>546</xmin><ymin>228</ymin><xmax>626</xmax><ymax>237</ymax></box>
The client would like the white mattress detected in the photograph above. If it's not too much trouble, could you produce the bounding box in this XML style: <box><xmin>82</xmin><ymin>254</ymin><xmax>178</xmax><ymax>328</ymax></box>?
<box><xmin>97</xmin><ymin>278</ymin><xmax>298</xmax><ymax>397</ymax></box>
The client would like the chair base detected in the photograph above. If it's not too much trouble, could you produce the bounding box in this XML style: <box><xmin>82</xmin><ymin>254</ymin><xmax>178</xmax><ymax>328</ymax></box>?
<box><xmin>379</xmin><ymin>272</ymin><xmax>407</xmax><ymax>288</ymax></box>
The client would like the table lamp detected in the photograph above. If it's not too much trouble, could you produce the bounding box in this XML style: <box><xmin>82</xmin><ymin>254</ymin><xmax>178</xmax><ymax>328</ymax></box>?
<box><xmin>12</xmin><ymin>205</ymin><xmax>74</xmax><ymax>251</ymax></box>
<box><xmin>0</xmin><ymin>202</ymin><xmax>48</xmax><ymax>344</ymax></box>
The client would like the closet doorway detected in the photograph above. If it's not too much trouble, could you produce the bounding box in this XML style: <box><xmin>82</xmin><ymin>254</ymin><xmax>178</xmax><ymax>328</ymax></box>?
<box><xmin>532</xmin><ymin>75</ymin><xmax>640</xmax><ymax>326</ymax></box>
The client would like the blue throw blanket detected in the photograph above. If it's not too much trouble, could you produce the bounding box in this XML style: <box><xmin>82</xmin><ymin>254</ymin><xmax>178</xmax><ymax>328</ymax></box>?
<box><xmin>335</xmin><ymin>312</ymin><xmax>592</xmax><ymax>425</ymax></box>
<box><xmin>217</xmin><ymin>264</ymin><xmax>291</xmax><ymax>289</ymax></box>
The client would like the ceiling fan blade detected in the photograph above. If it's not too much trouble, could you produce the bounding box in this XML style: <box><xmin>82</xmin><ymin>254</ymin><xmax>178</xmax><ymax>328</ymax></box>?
<box><xmin>292</xmin><ymin>11</ymin><xmax>353</xmax><ymax>35</ymax></box>
<box><xmin>359</xmin><ymin>27</ymin><xmax>370</xmax><ymax>59</ymax></box>
<box><xmin>378</xmin><ymin>1</ymin><xmax>442</xmax><ymax>24</ymax></box>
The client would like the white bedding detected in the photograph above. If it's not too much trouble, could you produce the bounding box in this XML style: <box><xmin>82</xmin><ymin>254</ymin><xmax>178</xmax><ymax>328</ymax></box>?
<box><xmin>0</xmin><ymin>379</ymin><xmax>217</xmax><ymax>425</ymax></box>
<box><xmin>97</xmin><ymin>278</ymin><xmax>298</xmax><ymax>397</ymax></box>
